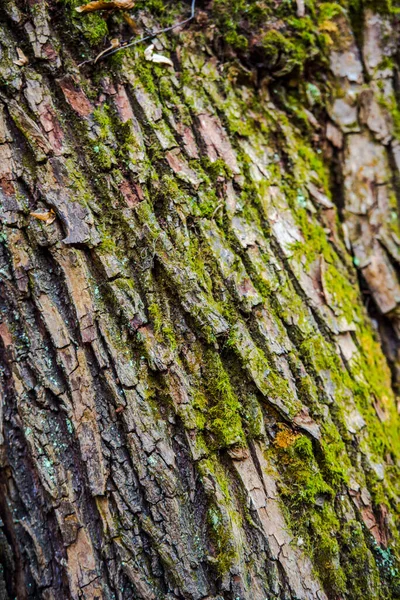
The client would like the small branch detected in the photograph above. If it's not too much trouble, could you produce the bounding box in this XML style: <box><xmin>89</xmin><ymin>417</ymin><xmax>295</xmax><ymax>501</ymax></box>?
<box><xmin>212</xmin><ymin>202</ymin><xmax>224</xmax><ymax>219</ymax></box>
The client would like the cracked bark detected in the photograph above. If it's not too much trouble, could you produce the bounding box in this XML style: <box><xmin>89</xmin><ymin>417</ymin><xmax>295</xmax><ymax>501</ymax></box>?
<box><xmin>0</xmin><ymin>1</ymin><xmax>399</xmax><ymax>599</ymax></box>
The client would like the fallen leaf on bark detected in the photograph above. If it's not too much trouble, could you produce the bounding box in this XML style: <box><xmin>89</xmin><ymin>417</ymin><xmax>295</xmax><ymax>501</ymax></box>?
<box><xmin>30</xmin><ymin>209</ymin><xmax>56</xmax><ymax>225</ymax></box>
<box><xmin>144</xmin><ymin>44</ymin><xmax>173</xmax><ymax>67</ymax></box>
<box><xmin>122</xmin><ymin>12</ymin><xmax>139</xmax><ymax>33</ymax></box>
<box><xmin>14</xmin><ymin>48</ymin><xmax>28</xmax><ymax>66</ymax></box>
<box><xmin>76</xmin><ymin>0</ymin><xmax>134</xmax><ymax>14</ymax></box>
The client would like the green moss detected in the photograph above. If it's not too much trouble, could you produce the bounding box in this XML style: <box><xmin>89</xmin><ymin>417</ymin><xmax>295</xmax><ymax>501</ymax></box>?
<box><xmin>199</xmin><ymin>457</ymin><xmax>231</xmax><ymax>501</ymax></box>
<box><xmin>93</xmin><ymin>142</ymin><xmax>114</xmax><ymax>169</ymax></box>
<box><xmin>147</xmin><ymin>300</ymin><xmax>177</xmax><ymax>350</ymax></box>
<box><xmin>319</xmin><ymin>421</ymin><xmax>350</xmax><ymax>487</ymax></box>
<box><xmin>242</xmin><ymin>393</ymin><xmax>265</xmax><ymax>439</ymax></box>
<box><xmin>97</xmin><ymin>228</ymin><xmax>118</xmax><ymax>254</ymax></box>
<box><xmin>320</xmin><ymin>260</ymin><xmax>359</xmax><ymax>323</ymax></box>
<box><xmin>209</xmin><ymin>0</ymin><xmax>341</xmax><ymax>79</ymax></box>
<box><xmin>184</xmin><ymin>237</ymin><xmax>213</xmax><ymax>294</ymax></box>
<box><xmin>206</xmin><ymin>506</ymin><xmax>238</xmax><ymax>574</ymax></box>
<box><xmin>135</xmin><ymin>201</ymin><xmax>160</xmax><ymax>240</ymax></box>
<box><xmin>261</xmin><ymin>30</ymin><xmax>309</xmax><ymax>76</ymax></box>
<box><xmin>201</xmin><ymin>157</ymin><xmax>232</xmax><ymax>182</ymax></box>
<box><xmin>196</xmin><ymin>189</ymin><xmax>220</xmax><ymax>218</ymax></box>
<box><xmin>378</xmin><ymin>92</ymin><xmax>400</xmax><ymax>140</ymax></box>
<box><xmin>203</xmin><ymin>349</ymin><xmax>245</xmax><ymax>448</ymax></box>
<box><xmin>226</xmin><ymin>322</ymin><xmax>301</xmax><ymax>417</ymax></box>
<box><xmin>90</xmin><ymin>106</ymin><xmax>117</xmax><ymax>169</ymax></box>
<box><xmin>63</xmin><ymin>157</ymin><xmax>94</xmax><ymax>206</ymax></box>
<box><xmin>299</xmin><ymin>325</ymin><xmax>400</xmax><ymax>507</ymax></box>
<box><xmin>158</xmin><ymin>174</ymin><xmax>187</xmax><ymax>205</ymax></box>
<box><xmin>337</xmin><ymin>520</ymin><xmax>381</xmax><ymax>598</ymax></box>
<box><xmin>225</xmin><ymin>31</ymin><xmax>249</xmax><ymax>51</ymax></box>
<box><xmin>190</xmin><ymin>391</ymin><xmax>208</xmax><ymax>431</ymax></box>
<box><xmin>61</xmin><ymin>0</ymin><xmax>108</xmax><ymax>46</ymax></box>
<box><xmin>147</xmin><ymin>301</ymin><xmax>163</xmax><ymax>334</ymax></box>
<box><xmin>362</xmin><ymin>0</ymin><xmax>400</xmax><ymax>14</ymax></box>
<box><xmin>198</xmin><ymin>457</ymin><xmax>242</xmax><ymax>575</ymax></box>
<box><xmin>275</xmin><ymin>431</ymin><xmax>334</xmax><ymax>510</ymax></box>
<box><xmin>93</xmin><ymin>105</ymin><xmax>113</xmax><ymax>139</ymax></box>
<box><xmin>131</xmin><ymin>53</ymin><xmax>158</xmax><ymax>95</ymax></box>
<box><xmin>310</xmin><ymin>505</ymin><xmax>347</xmax><ymax>595</ymax></box>
<box><xmin>268</xmin><ymin>369</ymin><xmax>298</xmax><ymax>411</ymax></box>
<box><xmin>273</xmin><ymin>430</ymin><xmax>351</xmax><ymax>596</ymax></box>
<box><xmin>132</xmin><ymin>0</ymin><xmax>180</xmax><ymax>26</ymax></box>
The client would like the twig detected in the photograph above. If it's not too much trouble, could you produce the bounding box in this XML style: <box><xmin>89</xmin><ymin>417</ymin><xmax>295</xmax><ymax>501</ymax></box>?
<box><xmin>212</xmin><ymin>201</ymin><xmax>224</xmax><ymax>219</ymax></box>
<box><xmin>78</xmin><ymin>0</ymin><xmax>196</xmax><ymax>67</ymax></box>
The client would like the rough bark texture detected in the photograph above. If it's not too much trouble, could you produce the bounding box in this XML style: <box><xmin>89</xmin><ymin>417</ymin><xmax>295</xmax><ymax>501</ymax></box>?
<box><xmin>0</xmin><ymin>0</ymin><xmax>400</xmax><ymax>598</ymax></box>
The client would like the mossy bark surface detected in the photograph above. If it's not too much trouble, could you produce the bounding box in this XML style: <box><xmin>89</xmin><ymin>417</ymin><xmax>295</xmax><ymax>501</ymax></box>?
<box><xmin>0</xmin><ymin>0</ymin><xmax>400</xmax><ymax>598</ymax></box>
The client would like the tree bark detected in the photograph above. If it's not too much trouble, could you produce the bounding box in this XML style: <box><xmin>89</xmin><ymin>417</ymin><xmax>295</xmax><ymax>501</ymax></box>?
<box><xmin>0</xmin><ymin>1</ymin><xmax>400</xmax><ymax>598</ymax></box>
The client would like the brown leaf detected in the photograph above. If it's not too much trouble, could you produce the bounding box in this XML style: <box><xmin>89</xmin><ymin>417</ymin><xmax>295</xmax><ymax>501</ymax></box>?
<box><xmin>14</xmin><ymin>48</ymin><xmax>29</xmax><ymax>67</ymax></box>
<box><xmin>122</xmin><ymin>12</ymin><xmax>139</xmax><ymax>33</ymax></box>
<box><xmin>30</xmin><ymin>209</ymin><xmax>56</xmax><ymax>225</ymax></box>
<box><xmin>76</xmin><ymin>0</ymin><xmax>134</xmax><ymax>13</ymax></box>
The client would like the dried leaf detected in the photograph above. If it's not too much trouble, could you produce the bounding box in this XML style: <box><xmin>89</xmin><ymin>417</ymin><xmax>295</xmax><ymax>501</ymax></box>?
<box><xmin>94</xmin><ymin>38</ymin><xmax>120</xmax><ymax>63</ymax></box>
<box><xmin>30</xmin><ymin>209</ymin><xmax>56</xmax><ymax>225</ymax></box>
<box><xmin>150</xmin><ymin>53</ymin><xmax>174</xmax><ymax>67</ymax></box>
<box><xmin>144</xmin><ymin>44</ymin><xmax>173</xmax><ymax>67</ymax></box>
<box><xmin>144</xmin><ymin>44</ymin><xmax>154</xmax><ymax>60</ymax></box>
<box><xmin>76</xmin><ymin>0</ymin><xmax>134</xmax><ymax>14</ymax></box>
<box><xmin>14</xmin><ymin>48</ymin><xmax>28</xmax><ymax>67</ymax></box>
<box><xmin>122</xmin><ymin>12</ymin><xmax>139</xmax><ymax>33</ymax></box>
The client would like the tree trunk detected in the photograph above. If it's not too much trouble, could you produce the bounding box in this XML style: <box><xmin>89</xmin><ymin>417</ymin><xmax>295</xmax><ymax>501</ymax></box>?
<box><xmin>0</xmin><ymin>0</ymin><xmax>400</xmax><ymax>598</ymax></box>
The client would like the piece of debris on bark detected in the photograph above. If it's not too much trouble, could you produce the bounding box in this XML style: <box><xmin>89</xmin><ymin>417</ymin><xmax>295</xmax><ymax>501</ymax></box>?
<box><xmin>30</xmin><ymin>209</ymin><xmax>56</xmax><ymax>225</ymax></box>
<box><xmin>95</xmin><ymin>38</ymin><xmax>120</xmax><ymax>63</ymax></box>
<box><xmin>144</xmin><ymin>44</ymin><xmax>174</xmax><ymax>67</ymax></box>
<box><xmin>76</xmin><ymin>0</ymin><xmax>134</xmax><ymax>14</ymax></box>
<box><xmin>14</xmin><ymin>47</ymin><xmax>29</xmax><ymax>66</ymax></box>
<box><xmin>122</xmin><ymin>12</ymin><xmax>139</xmax><ymax>33</ymax></box>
